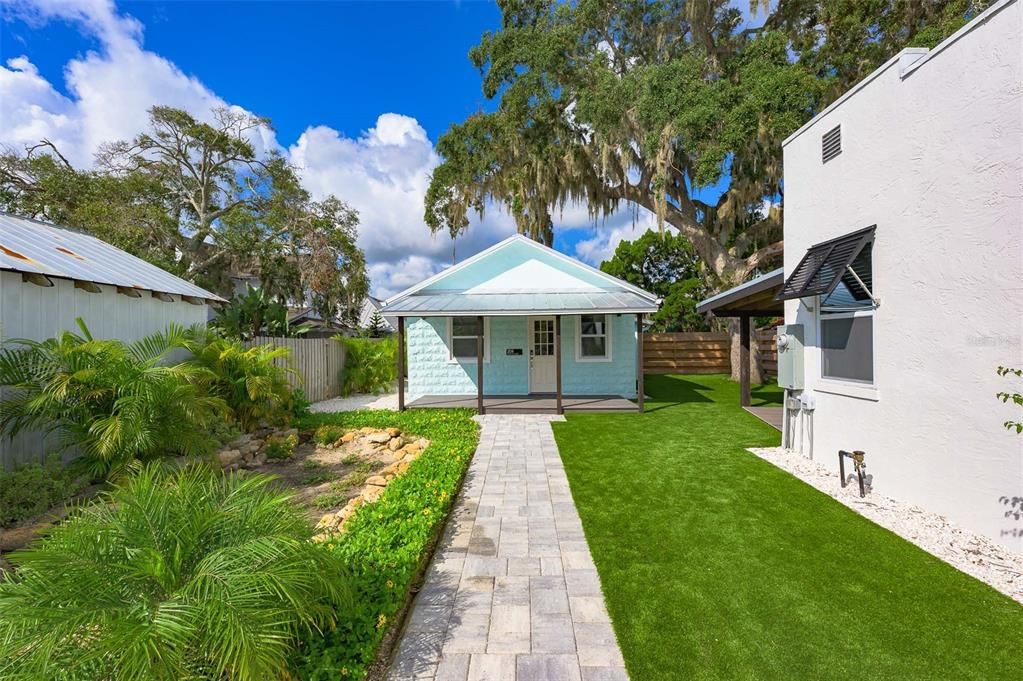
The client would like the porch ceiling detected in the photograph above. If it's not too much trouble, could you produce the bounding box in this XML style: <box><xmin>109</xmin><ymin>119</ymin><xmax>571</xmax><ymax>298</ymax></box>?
<box><xmin>382</xmin><ymin>290</ymin><xmax>659</xmax><ymax>316</ymax></box>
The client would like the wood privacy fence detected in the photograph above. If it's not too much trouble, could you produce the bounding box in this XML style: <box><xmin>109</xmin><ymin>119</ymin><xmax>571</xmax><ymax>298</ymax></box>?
<box><xmin>756</xmin><ymin>327</ymin><xmax>779</xmax><ymax>380</ymax></box>
<box><xmin>642</xmin><ymin>332</ymin><xmax>731</xmax><ymax>374</ymax></box>
<box><xmin>244</xmin><ymin>336</ymin><xmax>346</xmax><ymax>402</ymax></box>
<box><xmin>642</xmin><ymin>328</ymin><xmax>779</xmax><ymax>377</ymax></box>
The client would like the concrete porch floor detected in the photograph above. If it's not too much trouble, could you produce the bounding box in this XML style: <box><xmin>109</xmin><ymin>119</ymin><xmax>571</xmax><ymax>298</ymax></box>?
<box><xmin>406</xmin><ymin>395</ymin><xmax>639</xmax><ymax>414</ymax></box>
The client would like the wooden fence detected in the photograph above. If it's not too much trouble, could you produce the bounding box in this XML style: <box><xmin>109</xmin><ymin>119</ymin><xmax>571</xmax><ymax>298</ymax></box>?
<box><xmin>756</xmin><ymin>327</ymin><xmax>779</xmax><ymax>380</ymax></box>
<box><xmin>642</xmin><ymin>332</ymin><xmax>731</xmax><ymax>374</ymax></box>
<box><xmin>244</xmin><ymin>336</ymin><xmax>346</xmax><ymax>402</ymax></box>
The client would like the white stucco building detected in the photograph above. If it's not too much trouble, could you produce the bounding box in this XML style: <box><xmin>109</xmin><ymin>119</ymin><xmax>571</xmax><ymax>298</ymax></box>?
<box><xmin>778</xmin><ymin>0</ymin><xmax>1022</xmax><ymax>552</ymax></box>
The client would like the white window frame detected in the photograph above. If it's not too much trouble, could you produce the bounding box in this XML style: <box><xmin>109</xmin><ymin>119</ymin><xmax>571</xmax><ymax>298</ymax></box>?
<box><xmin>816</xmin><ymin>307</ymin><xmax>878</xmax><ymax>401</ymax></box>
<box><xmin>575</xmin><ymin>314</ymin><xmax>613</xmax><ymax>363</ymax></box>
<box><xmin>447</xmin><ymin>316</ymin><xmax>491</xmax><ymax>363</ymax></box>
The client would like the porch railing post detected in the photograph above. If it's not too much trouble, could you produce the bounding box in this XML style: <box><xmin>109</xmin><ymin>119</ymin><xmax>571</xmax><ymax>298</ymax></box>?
<box><xmin>397</xmin><ymin>316</ymin><xmax>405</xmax><ymax>412</ymax></box>
<box><xmin>636</xmin><ymin>313</ymin><xmax>644</xmax><ymax>413</ymax></box>
<box><xmin>477</xmin><ymin>315</ymin><xmax>485</xmax><ymax>414</ymax></box>
<box><xmin>555</xmin><ymin>315</ymin><xmax>563</xmax><ymax>414</ymax></box>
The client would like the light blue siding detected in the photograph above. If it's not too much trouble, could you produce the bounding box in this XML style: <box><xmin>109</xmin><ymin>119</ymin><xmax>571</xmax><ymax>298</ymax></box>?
<box><xmin>406</xmin><ymin>314</ymin><xmax>637</xmax><ymax>400</ymax></box>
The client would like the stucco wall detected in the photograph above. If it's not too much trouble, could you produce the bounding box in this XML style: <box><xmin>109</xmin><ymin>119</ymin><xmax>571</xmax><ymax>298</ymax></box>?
<box><xmin>406</xmin><ymin>314</ymin><xmax>638</xmax><ymax>400</ymax></box>
<box><xmin>782</xmin><ymin>0</ymin><xmax>1023</xmax><ymax>551</ymax></box>
<box><xmin>0</xmin><ymin>272</ymin><xmax>210</xmax><ymax>468</ymax></box>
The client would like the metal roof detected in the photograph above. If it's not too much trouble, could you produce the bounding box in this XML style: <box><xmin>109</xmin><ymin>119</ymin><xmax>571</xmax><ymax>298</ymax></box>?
<box><xmin>777</xmin><ymin>226</ymin><xmax>875</xmax><ymax>301</ymax></box>
<box><xmin>696</xmin><ymin>268</ymin><xmax>784</xmax><ymax>317</ymax></box>
<box><xmin>0</xmin><ymin>212</ymin><xmax>225</xmax><ymax>303</ymax></box>
<box><xmin>383</xmin><ymin>290</ymin><xmax>659</xmax><ymax>317</ymax></box>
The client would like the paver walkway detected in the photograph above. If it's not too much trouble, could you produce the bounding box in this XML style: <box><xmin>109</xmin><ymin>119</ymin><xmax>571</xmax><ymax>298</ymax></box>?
<box><xmin>386</xmin><ymin>414</ymin><xmax>628</xmax><ymax>681</ymax></box>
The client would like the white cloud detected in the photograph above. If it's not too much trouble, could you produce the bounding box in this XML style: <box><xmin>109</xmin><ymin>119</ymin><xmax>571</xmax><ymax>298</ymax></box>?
<box><xmin>569</xmin><ymin>206</ymin><xmax>677</xmax><ymax>266</ymax></box>
<box><xmin>0</xmin><ymin>0</ymin><xmax>652</xmax><ymax>299</ymax></box>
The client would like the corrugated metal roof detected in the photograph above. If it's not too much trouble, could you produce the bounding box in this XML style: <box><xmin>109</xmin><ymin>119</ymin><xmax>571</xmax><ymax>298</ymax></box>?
<box><xmin>383</xmin><ymin>290</ymin><xmax>659</xmax><ymax>316</ymax></box>
<box><xmin>696</xmin><ymin>268</ymin><xmax>784</xmax><ymax>314</ymax></box>
<box><xmin>0</xmin><ymin>212</ymin><xmax>225</xmax><ymax>302</ymax></box>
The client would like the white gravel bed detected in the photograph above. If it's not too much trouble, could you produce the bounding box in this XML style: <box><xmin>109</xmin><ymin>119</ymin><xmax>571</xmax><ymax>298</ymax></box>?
<box><xmin>310</xmin><ymin>391</ymin><xmax>398</xmax><ymax>413</ymax></box>
<box><xmin>748</xmin><ymin>446</ymin><xmax>1023</xmax><ymax>604</ymax></box>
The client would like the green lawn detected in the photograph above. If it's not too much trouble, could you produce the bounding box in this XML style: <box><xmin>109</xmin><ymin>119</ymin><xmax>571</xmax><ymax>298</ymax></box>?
<box><xmin>551</xmin><ymin>374</ymin><xmax>1023</xmax><ymax>680</ymax></box>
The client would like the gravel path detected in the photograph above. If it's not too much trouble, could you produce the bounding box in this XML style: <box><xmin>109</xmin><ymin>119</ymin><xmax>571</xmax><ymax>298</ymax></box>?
<box><xmin>748</xmin><ymin>446</ymin><xmax>1023</xmax><ymax>604</ymax></box>
<box><xmin>309</xmin><ymin>391</ymin><xmax>398</xmax><ymax>413</ymax></box>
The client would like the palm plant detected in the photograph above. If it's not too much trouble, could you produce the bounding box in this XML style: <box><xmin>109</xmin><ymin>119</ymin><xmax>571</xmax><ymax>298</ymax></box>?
<box><xmin>337</xmin><ymin>336</ymin><xmax>397</xmax><ymax>396</ymax></box>
<box><xmin>185</xmin><ymin>332</ymin><xmax>297</xmax><ymax>431</ymax></box>
<box><xmin>0</xmin><ymin>463</ymin><xmax>350</xmax><ymax>681</ymax></box>
<box><xmin>0</xmin><ymin>319</ymin><xmax>227</xmax><ymax>478</ymax></box>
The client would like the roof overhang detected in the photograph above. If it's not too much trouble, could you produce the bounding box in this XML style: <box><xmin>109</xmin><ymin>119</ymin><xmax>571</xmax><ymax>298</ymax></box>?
<box><xmin>383</xmin><ymin>290</ymin><xmax>659</xmax><ymax>317</ymax></box>
<box><xmin>696</xmin><ymin>268</ymin><xmax>784</xmax><ymax>318</ymax></box>
<box><xmin>776</xmin><ymin>226</ymin><xmax>875</xmax><ymax>302</ymax></box>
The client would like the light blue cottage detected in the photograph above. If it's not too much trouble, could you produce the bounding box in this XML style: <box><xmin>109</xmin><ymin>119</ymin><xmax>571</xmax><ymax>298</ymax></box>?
<box><xmin>383</xmin><ymin>235</ymin><xmax>659</xmax><ymax>413</ymax></box>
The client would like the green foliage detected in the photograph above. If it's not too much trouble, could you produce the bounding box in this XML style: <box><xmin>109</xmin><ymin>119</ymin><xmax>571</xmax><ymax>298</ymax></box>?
<box><xmin>0</xmin><ymin>463</ymin><xmax>351</xmax><ymax>681</ymax></box>
<box><xmin>996</xmin><ymin>366</ymin><xmax>1022</xmax><ymax>434</ymax></box>
<box><xmin>291</xmin><ymin>387</ymin><xmax>312</xmax><ymax>419</ymax></box>
<box><xmin>426</xmin><ymin>0</ymin><xmax>982</xmax><ymax>281</ymax></box>
<box><xmin>338</xmin><ymin>336</ymin><xmax>397</xmax><ymax>397</ymax></box>
<box><xmin>265</xmin><ymin>433</ymin><xmax>299</xmax><ymax>460</ymax></box>
<box><xmin>293</xmin><ymin>409</ymin><xmax>479</xmax><ymax>680</ymax></box>
<box><xmin>600</xmin><ymin>229</ymin><xmax>710</xmax><ymax>331</ymax></box>
<box><xmin>0</xmin><ymin>319</ymin><xmax>227</xmax><ymax>478</ymax></box>
<box><xmin>314</xmin><ymin>424</ymin><xmax>347</xmax><ymax>445</ymax></box>
<box><xmin>0</xmin><ymin>106</ymin><xmax>368</xmax><ymax>316</ymax></box>
<box><xmin>186</xmin><ymin>332</ymin><xmax>296</xmax><ymax>431</ymax></box>
<box><xmin>211</xmin><ymin>285</ymin><xmax>311</xmax><ymax>340</ymax></box>
<box><xmin>0</xmin><ymin>455</ymin><xmax>85</xmax><ymax>527</ymax></box>
<box><xmin>365</xmin><ymin>310</ymin><xmax>387</xmax><ymax>338</ymax></box>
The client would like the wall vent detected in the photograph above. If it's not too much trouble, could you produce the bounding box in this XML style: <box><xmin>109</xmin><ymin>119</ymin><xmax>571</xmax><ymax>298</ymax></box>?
<box><xmin>822</xmin><ymin>125</ymin><xmax>842</xmax><ymax>163</ymax></box>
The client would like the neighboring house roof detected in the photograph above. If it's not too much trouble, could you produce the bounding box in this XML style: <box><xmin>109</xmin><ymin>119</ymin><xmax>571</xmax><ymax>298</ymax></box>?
<box><xmin>358</xmin><ymin>296</ymin><xmax>396</xmax><ymax>330</ymax></box>
<box><xmin>0</xmin><ymin>212</ymin><xmax>225</xmax><ymax>303</ymax></box>
<box><xmin>696</xmin><ymin>268</ymin><xmax>784</xmax><ymax>317</ymax></box>
<box><xmin>384</xmin><ymin>234</ymin><xmax>659</xmax><ymax>316</ymax></box>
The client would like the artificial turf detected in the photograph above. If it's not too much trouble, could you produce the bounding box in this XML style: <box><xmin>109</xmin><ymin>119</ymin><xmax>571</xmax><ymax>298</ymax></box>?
<box><xmin>551</xmin><ymin>374</ymin><xmax>1023</xmax><ymax>680</ymax></box>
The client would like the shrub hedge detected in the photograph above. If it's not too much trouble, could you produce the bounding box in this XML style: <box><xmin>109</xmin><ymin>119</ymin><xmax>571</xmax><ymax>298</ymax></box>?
<box><xmin>337</xmin><ymin>337</ymin><xmax>397</xmax><ymax>396</ymax></box>
<box><xmin>0</xmin><ymin>455</ymin><xmax>85</xmax><ymax>528</ymax></box>
<box><xmin>292</xmin><ymin>408</ymin><xmax>479</xmax><ymax>680</ymax></box>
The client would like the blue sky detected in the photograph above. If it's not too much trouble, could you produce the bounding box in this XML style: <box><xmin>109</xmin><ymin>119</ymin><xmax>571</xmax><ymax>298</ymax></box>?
<box><xmin>0</xmin><ymin>0</ymin><xmax>724</xmax><ymax>296</ymax></box>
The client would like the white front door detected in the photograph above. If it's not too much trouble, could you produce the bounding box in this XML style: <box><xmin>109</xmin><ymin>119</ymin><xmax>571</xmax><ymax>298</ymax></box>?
<box><xmin>529</xmin><ymin>316</ymin><xmax>557</xmax><ymax>393</ymax></box>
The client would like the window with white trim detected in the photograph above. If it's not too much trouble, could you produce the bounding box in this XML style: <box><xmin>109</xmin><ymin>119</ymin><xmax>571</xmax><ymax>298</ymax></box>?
<box><xmin>449</xmin><ymin>317</ymin><xmax>487</xmax><ymax>361</ymax></box>
<box><xmin>577</xmin><ymin>314</ymin><xmax>611</xmax><ymax>361</ymax></box>
<box><xmin>819</xmin><ymin>241</ymin><xmax>875</xmax><ymax>384</ymax></box>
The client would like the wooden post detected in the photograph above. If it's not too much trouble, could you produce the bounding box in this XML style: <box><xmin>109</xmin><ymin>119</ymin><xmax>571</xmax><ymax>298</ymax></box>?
<box><xmin>476</xmin><ymin>315</ymin><xmax>485</xmax><ymax>414</ymax></box>
<box><xmin>636</xmin><ymin>314</ymin><xmax>644</xmax><ymax>413</ymax></box>
<box><xmin>555</xmin><ymin>315</ymin><xmax>563</xmax><ymax>414</ymax></box>
<box><xmin>397</xmin><ymin>316</ymin><xmax>405</xmax><ymax>412</ymax></box>
<box><xmin>740</xmin><ymin>313</ymin><xmax>751</xmax><ymax>407</ymax></box>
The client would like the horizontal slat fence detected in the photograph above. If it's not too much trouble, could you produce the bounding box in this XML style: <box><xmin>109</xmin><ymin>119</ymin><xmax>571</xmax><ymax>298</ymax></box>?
<box><xmin>756</xmin><ymin>327</ymin><xmax>779</xmax><ymax>379</ymax></box>
<box><xmin>244</xmin><ymin>336</ymin><xmax>345</xmax><ymax>402</ymax></box>
<box><xmin>643</xmin><ymin>332</ymin><xmax>731</xmax><ymax>374</ymax></box>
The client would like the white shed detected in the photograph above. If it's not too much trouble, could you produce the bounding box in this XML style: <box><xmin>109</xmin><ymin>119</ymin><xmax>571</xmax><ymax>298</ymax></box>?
<box><xmin>0</xmin><ymin>212</ymin><xmax>225</xmax><ymax>467</ymax></box>
<box><xmin>779</xmin><ymin>0</ymin><xmax>1022</xmax><ymax>552</ymax></box>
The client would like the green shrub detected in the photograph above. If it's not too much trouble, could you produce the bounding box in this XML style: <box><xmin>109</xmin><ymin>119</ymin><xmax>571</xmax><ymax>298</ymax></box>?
<box><xmin>337</xmin><ymin>336</ymin><xmax>397</xmax><ymax>396</ymax></box>
<box><xmin>0</xmin><ymin>455</ymin><xmax>85</xmax><ymax>527</ymax></box>
<box><xmin>186</xmin><ymin>332</ymin><xmax>297</xmax><ymax>431</ymax></box>
<box><xmin>0</xmin><ymin>319</ymin><xmax>228</xmax><ymax>478</ymax></box>
<box><xmin>292</xmin><ymin>387</ymin><xmax>312</xmax><ymax>419</ymax></box>
<box><xmin>293</xmin><ymin>409</ymin><xmax>479</xmax><ymax>680</ymax></box>
<box><xmin>0</xmin><ymin>463</ymin><xmax>350</xmax><ymax>681</ymax></box>
<box><xmin>314</xmin><ymin>424</ymin><xmax>347</xmax><ymax>445</ymax></box>
<box><xmin>265</xmin><ymin>433</ymin><xmax>299</xmax><ymax>460</ymax></box>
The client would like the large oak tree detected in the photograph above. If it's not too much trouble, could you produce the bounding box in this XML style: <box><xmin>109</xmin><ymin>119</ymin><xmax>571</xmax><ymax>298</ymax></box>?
<box><xmin>425</xmin><ymin>0</ymin><xmax>989</xmax><ymax>285</ymax></box>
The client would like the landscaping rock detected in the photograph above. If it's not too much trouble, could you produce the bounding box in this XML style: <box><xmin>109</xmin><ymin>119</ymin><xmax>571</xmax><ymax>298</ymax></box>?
<box><xmin>341</xmin><ymin>431</ymin><xmax>357</xmax><ymax>443</ymax></box>
<box><xmin>386</xmin><ymin>427</ymin><xmax>401</xmax><ymax>437</ymax></box>
<box><xmin>218</xmin><ymin>449</ymin><xmax>242</xmax><ymax>466</ymax></box>
<box><xmin>361</xmin><ymin>485</ymin><xmax>385</xmax><ymax>503</ymax></box>
<box><xmin>365</xmin><ymin>431</ymin><xmax>391</xmax><ymax>444</ymax></box>
<box><xmin>387</xmin><ymin>437</ymin><xmax>403</xmax><ymax>452</ymax></box>
<box><xmin>365</xmin><ymin>475</ymin><xmax>387</xmax><ymax>486</ymax></box>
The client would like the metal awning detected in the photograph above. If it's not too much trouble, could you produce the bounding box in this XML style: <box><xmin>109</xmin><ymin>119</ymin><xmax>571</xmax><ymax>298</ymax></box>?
<box><xmin>777</xmin><ymin>226</ymin><xmax>875</xmax><ymax>301</ymax></box>
<box><xmin>383</xmin><ymin>290</ymin><xmax>658</xmax><ymax>317</ymax></box>
<box><xmin>696</xmin><ymin>268</ymin><xmax>784</xmax><ymax>317</ymax></box>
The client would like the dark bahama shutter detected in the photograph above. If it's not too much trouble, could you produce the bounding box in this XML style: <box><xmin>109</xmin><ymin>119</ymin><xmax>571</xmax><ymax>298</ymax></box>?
<box><xmin>776</xmin><ymin>226</ymin><xmax>875</xmax><ymax>301</ymax></box>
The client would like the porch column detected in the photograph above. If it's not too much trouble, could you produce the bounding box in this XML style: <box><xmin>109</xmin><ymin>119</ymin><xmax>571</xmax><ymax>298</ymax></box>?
<box><xmin>555</xmin><ymin>315</ymin><xmax>563</xmax><ymax>414</ymax></box>
<box><xmin>636</xmin><ymin>313</ymin><xmax>644</xmax><ymax>413</ymax></box>
<box><xmin>476</xmin><ymin>315</ymin><xmax>485</xmax><ymax>414</ymax></box>
<box><xmin>739</xmin><ymin>313</ymin><xmax>751</xmax><ymax>407</ymax></box>
<box><xmin>397</xmin><ymin>316</ymin><xmax>405</xmax><ymax>412</ymax></box>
